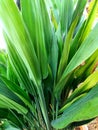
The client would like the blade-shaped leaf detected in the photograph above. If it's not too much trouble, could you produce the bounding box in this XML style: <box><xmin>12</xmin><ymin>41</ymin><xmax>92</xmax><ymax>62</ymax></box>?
<box><xmin>74</xmin><ymin>49</ymin><xmax>98</xmax><ymax>79</ymax></box>
<box><xmin>81</xmin><ymin>0</ymin><xmax>98</xmax><ymax>41</ymax></box>
<box><xmin>0</xmin><ymin>109</ymin><xmax>25</xmax><ymax>129</ymax></box>
<box><xmin>21</xmin><ymin>0</ymin><xmax>48</xmax><ymax>79</ymax></box>
<box><xmin>57</xmin><ymin>17</ymin><xmax>78</xmax><ymax>80</ymax></box>
<box><xmin>54</xmin><ymin>23</ymin><xmax>98</xmax><ymax>99</ymax></box>
<box><xmin>39</xmin><ymin>0</ymin><xmax>53</xmax><ymax>56</ymax></box>
<box><xmin>0</xmin><ymin>76</ymin><xmax>35</xmax><ymax>113</ymax></box>
<box><xmin>60</xmin><ymin>0</ymin><xmax>73</xmax><ymax>35</ymax></box>
<box><xmin>0</xmin><ymin>50</ymin><xmax>7</xmax><ymax>76</ymax></box>
<box><xmin>52</xmin><ymin>84</ymin><xmax>98</xmax><ymax>129</ymax></box>
<box><xmin>0</xmin><ymin>79</ymin><xmax>24</xmax><ymax>106</ymax></box>
<box><xmin>0</xmin><ymin>94</ymin><xmax>27</xmax><ymax>114</ymax></box>
<box><xmin>4</xmin><ymin>33</ymin><xmax>36</xmax><ymax>95</ymax></box>
<box><xmin>62</xmin><ymin>70</ymin><xmax>98</xmax><ymax>107</ymax></box>
<box><xmin>72</xmin><ymin>0</ymin><xmax>87</xmax><ymax>22</ymax></box>
<box><xmin>70</xmin><ymin>0</ymin><xmax>98</xmax><ymax>59</ymax></box>
<box><xmin>49</xmin><ymin>33</ymin><xmax>58</xmax><ymax>79</ymax></box>
<box><xmin>63</xmin><ymin>24</ymin><xmax>98</xmax><ymax>79</ymax></box>
<box><xmin>0</xmin><ymin>0</ymin><xmax>41</xmax><ymax>87</ymax></box>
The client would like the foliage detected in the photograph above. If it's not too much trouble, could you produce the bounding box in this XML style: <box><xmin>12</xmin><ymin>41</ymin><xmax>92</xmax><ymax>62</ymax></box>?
<box><xmin>0</xmin><ymin>0</ymin><xmax>98</xmax><ymax>129</ymax></box>
<box><xmin>87</xmin><ymin>0</ymin><xmax>98</xmax><ymax>17</ymax></box>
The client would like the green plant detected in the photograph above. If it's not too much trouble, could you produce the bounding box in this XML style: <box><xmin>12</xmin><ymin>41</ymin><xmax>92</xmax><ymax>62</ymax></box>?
<box><xmin>0</xmin><ymin>0</ymin><xmax>98</xmax><ymax>129</ymax></box>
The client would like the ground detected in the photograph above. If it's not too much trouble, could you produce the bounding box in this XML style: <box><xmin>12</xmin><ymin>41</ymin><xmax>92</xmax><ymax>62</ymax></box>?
<box><xmin>75</xmin><ymin>118</ymin><xmax>98</xmax><ymax>130</ymax></box>
<box><xmin>87</xmin><ymin>118</ymin><xmax>98</xmax><ymax>130</ymax></box>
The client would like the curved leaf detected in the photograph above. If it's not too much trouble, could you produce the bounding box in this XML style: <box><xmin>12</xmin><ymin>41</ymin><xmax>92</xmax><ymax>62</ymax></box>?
<box><xmin>54</xmin><ymin>23</ymin><xmax>98</xmax><ymax>99</ymax></box>
<box><xmin>52</xmin><ymin>84</ymin><xmax>98</xmax><ymax>129</ymax></box>
<box><xmin>0</xmin><ymin>0</ymin><xmax>41</xmax><ymax>87</ymax></box>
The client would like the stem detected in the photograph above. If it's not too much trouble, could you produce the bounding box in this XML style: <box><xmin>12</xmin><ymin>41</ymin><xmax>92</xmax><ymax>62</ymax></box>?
<box><xmin>30</xmin><ymin>82</ymin><xmax>50</xmax><ymax>129</ymax></box>
<box><xmin>51</xmin><ymin>93</ymin><xmax>55</xmax><ymax>120</ymax></box>
<box><xmin>51</xmin><ymin>81</ymin><xmax>56</xmax><ymax>120</ymax></box>
<box><xmin>55</xmin><ymin>100</ymin><xmax>59</xmax><ymax>130</ymax></box>
<box><xmin>30</xmin><ymin>111</ymin><xmax>45</xmax><ymax>129</ymax></box>
<box><xmin>38</xmin><ymin>85</ymin><xmax>50</xmax><ymax>130</ymax></box>
<box><xmin>56</xmin><ymin>101</ymin><xmax>59</xmax><ymax>119</ymax></box>
<box><xmin>30</xmin><ymin>85</ymin><xmax>45</xmax><ymax>129</ymax></box>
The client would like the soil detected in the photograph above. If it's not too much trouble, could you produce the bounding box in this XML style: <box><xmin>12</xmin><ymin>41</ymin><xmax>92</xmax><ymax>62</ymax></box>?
<box><xmin>87</xmin><ymin>118</ymin><xmax>98</xmax><ymax>130</ymax></box>
<box><xmin>75</xmin><ymin>118</ymin><xmax>98</xmax><ymax>130</ymax></box>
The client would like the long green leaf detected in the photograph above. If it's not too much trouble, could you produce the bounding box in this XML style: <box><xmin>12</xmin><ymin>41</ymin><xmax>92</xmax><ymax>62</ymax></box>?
<box><xmin>0</xmin><ymin>0</ymin><xmax>41</xmax><ymax>87</ymax></box>
<box><xmin>0</xmin><ymin>79</ymin><xmax>24</xmax><ymax>106</ymax></box>
<box><xmin>0</xmin><ymin>109</ymin><xmax>25</xmax><ymax>129</ymax></box>
<box><xmin>61</xmin><ymin>70</ymin><xmax>98</xmax><ymax>109</ymax></box>
<box><xmin>63</xmin><ymin>24</ymin><xmax>98</xmax><ymax>78</ymax></box>
<box><xmin>60</xmin><ymin>0</ymin><xmax>73</xmax><ymax>35</ymax></box>
<box><xmin>74</xmin><ymin>49</ymin><xmax>98</xmax><ymax>79</ymax></box>
<box><xmin>69</xmin><ymin>0</ymin><xmax>98</xmax><ymax>59</ymax></box>
<box><xmin>4</xmin><ymin>32</ymin><xmax>35</xmax><ymax>95</ymax></box>
<box><xmin>80</xmin><ymin>0</ymin><xmax>98</xmax><ymax>41</ymax></box>
<box><xmin>21</xmin><ymin>0</ymin><xmax>48</xmax><ymax>79</ymax></box>
<box><xmin>0</xmin><ymin>76</ymin><xmax>35</xmax><ymax>113</ymax></box>
<box><xmin>20</xmin><ymin>1</ymin><xmax>51</xmax><ymax>129</ymax></box>
<box><xmin>39</xmin><ymin>0</ymin><xmax>52</xmax><ymax>56</ymax></box>
<box><xmin>49</xmin><ymin>33</ymin><xmax>58</xmax><ymax>79</ymax></box>
<box><xmin>54</xmin><ymin>23</ymin><xmax>98</xmax><ymax>99</ymax></box>
<box><xmin>57</xmin><ymin>17</ymin><xmax>78</xmax><ymax>80</ymax></box>
<box><xmin>0</xmin><ymin>50</ymin><xmax>7</xmax><ymax>77</ymax></box>
<box><xmin>72</xmin><ymin>0</ymin><xmax>87</xmax><ymax>22</ymax></box>
<box><xmin>52</xmin><ymin>84</ymin><xmax>98</xmax><ymax>129</ymax></box>
<box><xmin>0</xmin><ymin>94</ymin><xmax>27</xmax><ymax>114</ymax></box>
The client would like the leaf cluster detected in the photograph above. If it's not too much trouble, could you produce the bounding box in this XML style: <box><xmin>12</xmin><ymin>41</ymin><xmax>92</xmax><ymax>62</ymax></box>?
<box><xmin>0</xmin><ymin>0</ymin><xmax>98</xmax><ymax>129</ymax></box>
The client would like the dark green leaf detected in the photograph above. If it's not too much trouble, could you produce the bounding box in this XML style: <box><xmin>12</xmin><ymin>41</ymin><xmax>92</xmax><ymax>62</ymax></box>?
<box><xmin>52</xmin><ymin>84</ymin><xmax>98</xmax><ymax>129</ymax></box>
